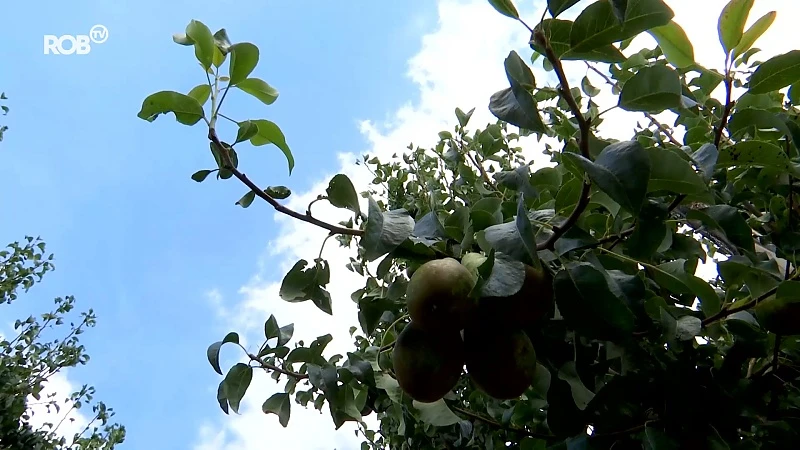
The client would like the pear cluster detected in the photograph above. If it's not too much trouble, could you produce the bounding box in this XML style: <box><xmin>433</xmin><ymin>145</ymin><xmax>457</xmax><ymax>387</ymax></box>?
<box><xmin>392</xmin><ymin>257</ymin><xmax>553</xmax><ymax>403</ymax></box>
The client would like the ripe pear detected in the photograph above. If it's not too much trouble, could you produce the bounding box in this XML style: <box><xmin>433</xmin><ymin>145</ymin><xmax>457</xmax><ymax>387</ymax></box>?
<box><xmin>754</xmin><ymin>295</ymin><xmax>800</xmax><ymax>335</ymax></box>
<box><xmin>477</xmin><ymin>264</ymin><xmax>553</xmax><ymax>328</ymax></box>
<box><xmin>406</xmin><ymin>257</ymin><xmax>476</xmax><ymax>331</ymax></box>
<box><xmin>392</xmin><ymin>321</ymin><xmax>464</xmax><ymax>403</ymax></box>
<box><xmin>464</xmin><ymin>327</ymin><xmax>537</xmax><ymax>400</ymax></box>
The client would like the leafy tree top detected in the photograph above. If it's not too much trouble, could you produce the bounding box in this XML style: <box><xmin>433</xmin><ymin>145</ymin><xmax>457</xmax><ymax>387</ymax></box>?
<box><xmin>138</xmin><ymin>1</ymin><xmax>800</xmax><ymax>448</ymax></box>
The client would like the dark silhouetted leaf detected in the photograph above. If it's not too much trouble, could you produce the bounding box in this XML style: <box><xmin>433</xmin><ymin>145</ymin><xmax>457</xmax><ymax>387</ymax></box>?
<box><xmin>619</xmin><ymin>65</ymin><xmax>682</xmax><ymax>112</ymax></box>
<box><xmin>326</xmin><ymin>174</ymin><xmax>361</xmax><ymax>215</ymax></box>
<box><xmin>262</xmin><ymin>392</ymin><xmax>291</xmax><ymax>427</ymax></box>
<box><xmin>223</xmin><ymin>363</ymin><xmax>252</xmax><ymax>414</ymax></box>
<box><xmin>362</xmin><ymin>197</ymin><xmax>414</xmax><ymax>261</ymax></box>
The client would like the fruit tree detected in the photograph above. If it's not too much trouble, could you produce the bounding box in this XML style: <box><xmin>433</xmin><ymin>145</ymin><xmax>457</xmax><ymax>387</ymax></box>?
<box><xmin>138</xmin><ymin>0</ymin><xmax>800</xmax><ymax>448</ymax></box>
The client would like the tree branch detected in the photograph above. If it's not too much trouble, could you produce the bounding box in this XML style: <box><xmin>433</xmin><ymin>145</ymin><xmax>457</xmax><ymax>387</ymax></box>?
<box><xmin>208</xmin><ymin>128</ymin><xmax>364</xmax><ymax>237</ymax></box>
<box><xmin>451</xmin><ymin>406</ymin><xmax>554</xmax><ymax>440</ymax></box>
<box><xmin>533</xmin><ymin>29</ymin><xmax>593</xmax><ymax>251</ymax></box>
<box><xmin>248</xmin><ymin>352</ymin><xmax>309</xmax><ymax>380</ymax></box>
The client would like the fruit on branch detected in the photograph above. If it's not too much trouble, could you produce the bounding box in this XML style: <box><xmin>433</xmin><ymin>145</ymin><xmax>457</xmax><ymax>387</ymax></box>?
<box><xmin>477</xmin><ymin>264</ymin><xmax>554</xmax><ymax>328</ymax></box>
<box><xmin>392</xmin><ymin>321</ymin><xmax>465</xmax><ymax>403</ymax></box>
<box><xmin>463</xmin><ymin>327</ymin><xmax>537</xmax><ymax>400</ymax></box>
<box><xmin>406</xmin><ymin>257</ymin><xmax>476</xmax><ymax>331</ymax></box>
<box><xmin>754</xmin><ymin>295</ymin><xmax>800</xmax><ymax>335</ymax></box>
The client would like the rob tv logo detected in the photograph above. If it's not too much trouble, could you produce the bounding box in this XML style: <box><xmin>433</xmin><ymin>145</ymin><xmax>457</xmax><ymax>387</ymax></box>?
<box><xmin>44</xmin><ymin>25</ymin><xmax>108</xmax><ymax>55</ymax></box>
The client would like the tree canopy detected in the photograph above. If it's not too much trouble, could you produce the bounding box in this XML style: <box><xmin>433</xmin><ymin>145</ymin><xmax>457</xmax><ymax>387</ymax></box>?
<box><xmin>138</xmin><ymin>0</ymin><xmax>800</xmax><ymax>448</ymax></box>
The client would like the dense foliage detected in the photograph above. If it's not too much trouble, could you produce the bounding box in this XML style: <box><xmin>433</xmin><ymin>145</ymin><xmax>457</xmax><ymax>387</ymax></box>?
<box><xmin>140</xmin><ymin>0</ymin><xmax>800</xmax><ymax>448</ymax></box>
<box><xmin>0</xmin><ymin>237</ymin><xmax>125</xmax><ymax>449</ymax></box>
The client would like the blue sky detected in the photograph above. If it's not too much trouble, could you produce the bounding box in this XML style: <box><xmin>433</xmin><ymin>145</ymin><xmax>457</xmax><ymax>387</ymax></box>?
<box><xmin>3</xmin><ymin>1</ymin><xmax>798</xmax><ymax>449</ymax></box>
<box><xmin>2</xmin><ymin>1</ymin><xmax>436</xmax><ymax>448</ymax></box>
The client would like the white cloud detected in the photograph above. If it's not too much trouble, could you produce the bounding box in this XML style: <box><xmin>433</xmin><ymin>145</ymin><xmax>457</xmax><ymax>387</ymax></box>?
<box><xmin>198</xmin><ymin>0</ymin><xmax>800</xmax><ymax>448</ymax></box>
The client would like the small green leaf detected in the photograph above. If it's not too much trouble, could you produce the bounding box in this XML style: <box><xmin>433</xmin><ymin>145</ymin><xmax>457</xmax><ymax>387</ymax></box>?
<box><xmin>191</xmin><ymin>169</ymin><xmax>213</xmax><ymax>182</ymax></box>
<box><xmin>516</xmin><ymin>194</ymin><xmax>541</xmax><ymax>268</ymax></box>
<box><xmin>262</xmin><ymin>392</ymin><xmax>291</xmax><ymax>427</ymax></box>
<box><xmin>717</xmin><ymin>0</ymin><xmax>754</xmax><ymax>53</ymax></box>
<box><xmin>236</xmin><ymin>78</ymin><xmax>279</xmax><ymax>105</ymax></box>
<box><xmin>732</xmin><ymin>11</ymin><xmax>776</xmax><ymax>60</ymax></box>
<box><xmin>235</xmin><ymin>120</ymin><xmax>259</xmax><ymax>144</ymax></box>
<box><xmin>489</xmin><ymin>87</ymin><xmax>546</xmax><ymax>133</ymax></box>
<box><xmin>686</xmin><ymin>205</ymin><xmax>755</xmax><ymax>253</ymax></box>
<box><xmin>557</xmin><ymin>362</ymin><xmax>595</xmax><ymax>410</ymax></box>
<box><xmin>187</xmin><ymin>84</ymin><xmax>212</xmax><ymax>106</ymax></box>
<box><xmin>223</xmin><ymin>363</ymin><xmax>252</xmax><ymax>414</ymax></box>
<box><xmin>554</xmin><ymin>262</ymin><xmax>636</xmax><ymax>341</ymax></box>
<box><xmin>691</xmin><ymin>143</ymin><xmax>718</xmax><ymax>183</ymax></box>
<box><xmin>494</xmin><ymin>165</ymin><xmax>538</xmax><ymax>199</ymax></box>
<box><xmin>277</xmin><ymin>324</ymin><xmax>294</xmax><ymax>346</ymax></box>
<box><xmin>249</xmin><ymin>119</ymin><xmax>294</xmax><ymax>174</ymax></box>
<box><xmin>487</xmin><ymin>0</ymin><xmax>519</xmax><ymax>19</ymax></box>
<box><xmin>531</xmin><ymin>19</ymin><xmax>626</xmax><ymax>64</ymax></box>
<box><xmin>222</xmin><ymin>332</ymin><xmax>239</xmax><ymax>344</ymax></box>
<box><xmin>748</xmin><ymin>50</ymin><xmax>800</xmax><ymax>94</ymax></box>
<box><xmin>229</xmin><ymin>43</ymin><xmax>259</xmax><ymax>85</ymax></box>
<box><xmin>137</xmin><ymin>91</ymin><xmax>205</xmax><ymax>125</ymax></box>
<box><xmin>570</xmin><ymin>0</ymin><xmax>674</xmax><ymax>53</ymax></box>
<box><xmin>236</xmin><ymin>191</ymin><xmax>256</xmax><ymax>208</ymax></box>
<box><xmin>361</xmin><ymin>197</ymin><xmax>414</xmax><ymax>261</ymax></box>
<box><xmin>619</xmin><ymin>65</ymin><xmax>682</xmax><ymax>112</ymax></box>
<box><xmin>213</xmin><ymin>28</ymin><xmax>231</xmax><ymax>55</ymax></box>
<box><xmin>581</xmin><ymin>76</ymin><xmax>601</xmax><ymax>97</ymax></box>
<box><xmin>675</xmin><ymin>316</ymin><xmax>702</xmax><ymax>340</ymax></box>
<box><xmin>481</xmin><ymin>253</ymin><xmax>527</xmax><ymax>298</ymax></box>
<box><xmin>413</xmin><ymin>399</ymin><xmax>461</xmax><ymax>426</ymax></box>
<box><xmin>647</xmin><ymin>21</ymin><xmax>695</xmax><ymax>68</ymax></box>
<box><xmin>326</xmin><ymin>174</ymin><xmax>361</xmax><ymax>216</ymax></box>
<box><xmin>185</xmin><ymin>20</ymin><xmax>215</xmax><ymax>70</ymax></box>
<box><xmin>216</xmin><ymin>382</ymin><xmax>229</xmax><ymax>414</ymax></box>
<box><xmin>455</xmin><ymin>107</ymin><xmax>475</xmax><ymax>127</ymax></box>
<box><xmin>547</xmin><ymin>0</ymin><xmax>580</xmax><ymax>17</ymax></box>
<box><xmin>564</xmin><ymin>140</ymin><xmax>651</xmax><ymax>216</ymax></box>
<box><xmin>172</xmin><ymin>33</ymin><xmax>194</xmax><ymax>45</ymax></box>
<box><xmin>264</xmin><ymin>315</ymin><xmax>279</xmax><ymax>340</ymax></box>
<box><xmin>265</xmin><ymin>186</ymin><xmax>291</xmax><ymax>199</ymax></box>
<box><xmin>206</xmin><ymin>341</ymin><xmax>224</xmax><ymax>375</ymax></box>
<box><xmin>470</xmin><ymin>197</ymin><xmax>504</xmax><ymax>231</ymax></box>
<box><xmin>279</xmin><ymin>259</ymin><xmax>333</xmax><ymax>315</ymax></box>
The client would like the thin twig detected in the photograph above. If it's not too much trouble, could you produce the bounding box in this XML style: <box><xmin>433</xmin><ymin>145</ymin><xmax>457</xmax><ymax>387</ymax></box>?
<box><xmin>248</xmin><ymin>352</ymin><xmax>309</xmax><ymax>380</ymax></box>
<box><xmin>467</xmin><ymin>152</ymin><xmax>493</xmax><ymax>186</ymax></box>
<box><xmin>208</xmin><ymin>128</ymin><xmax>363</xmax><ymax>236</ymax></box>
<box><xmin>533</xmin><ymin>29</ymin><xmax>593</xmax><ymax>251</ymax></box>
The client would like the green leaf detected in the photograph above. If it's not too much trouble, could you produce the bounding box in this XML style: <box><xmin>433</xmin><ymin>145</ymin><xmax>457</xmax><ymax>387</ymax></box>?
<box><xmin>564</xmin><ymin>140</ymin><xmax>651</xmax><ymax>216</ymax></box>
<box><xmin>686</xmin><ymin>205</ymin><xmax>755</xmax><ymax>253</ymax></box>
<box><xmin>223</xmin><ymin>363</ymin><xmax>253</xmax><ymax>414</ymax></box>
<box><xmin>581</xmin><ymin>76</ymin><xmax>601</xmax><ymax>97</ymax></box>
<box><xmin>277</xmin><ymin>324</ymin><xmax>294</xmax><ymax>346</ymax></box>
<box><xmin>553</xmin><ymin>262</ymin><xmax>636</xmax><ymax>340</ymax></box>
<box><xmin>191</xmin><ymin>169</ymin><xmax>213</xmax><ymax>182</ymax></box>
<box><xmin>790</xmin><ymin>83</ymin><xmax>800</xmax><ymax>104</ymax></box>
<box><xmin>265</xmin><ymin>186</ymin><xmax>291</xmax><ymax>199</ymax></box>
<box><xmin>137</xmin><ymin>91</ymin><xmax>205</xmax><ymax>125</ymax></box>
<box><xmin>326</xmin><ymin>174</ymin><xmax>361</xmax><ymax>216</ymax></box>
<box><xmin>717</xmin><ymin>0</ymin><xmax>754</xmax><ymax>53</ymax></box>
<box><xmin>487</xmin><ymin>0</ymin><xmax>519</xmax><ymax>19</ymax></box>
<box><xmin>361</xmin><ymin>197</ymin><xmax>415</xmax><ymax>261</ymax></box>
<box><xmin>470</xmin><ymin>197</ymin><xmax>503</xmax><ymax>231</ymax></box>
<box><xmin>236</xmin><ymin>78</ymin><xmax>279</xmax><ymax>105</ymax></box>
<box><xmin>531</xmin><ymin>19</ymin><xmax>626</xmax><ymax>64</ymax></box>
<box><xmin>644</xmin><ymin>426</ymin><xmax>679</xmax><ymax>450</ymax></box>
<box><xmin>481</xmin><ymin>253</ymin><xmax>526</xmax><ymax>298</ymax></box>
<box><xmin>516</xmin><ymin>194</ymin><xmax>541</xmax><ymax>268</ymax></box>
<box><xmin>646</xmin><ymin>147</ymin><xmax>708</xmax><ymax>194</ymax></box>
<box><xmin>187</xmin><ymin>84</ymin><xmax>212</xmax><ymax>106</ymax></box>
<box><xmin>717</xmin><ymin>140</ymin><xmax>794</xmax><ymax>174</ymax></box>
<box><xmin>249</xmin><ymin>119</ymin><xmax>294</xmax><ymax>174</ymax></box>
<box><xmin>213</xmin><ymin>28</ymin><xmax>231</xmax><ymax>55</ymax></box>
<box><xmin>229</xmin><ymin>43</ymin><xmax>259</xmax><ymax>85</ymax></box>
<box><xmin>236</xmin><ymin>191</ymin><xmax>256</xmax><ymax>208</ymax></box>
<box><xmin>732</xmin><ymin>11</ymin><xmax>776</xmax><ymax>60</ymax></box>
<box><xmin>172</xmin><ymin>33</ymin><xmax>194</xmax><ymax>45</ymax></box>
<box><xmin>216</xmin><ymin>382</ymin><xmax>229</xmax><ymax>414</ymax></box>
<box><xmin>235</xmin><ymin>120</ymin><xmax>259</xmax><ymax>144</ymax></box>
<box><xmin>413</xmin><ymin>399</ymin><xmax>461</xmax><ymax>426</ymax></box>
<box><xmin>619</xmin><ymin>65</ymin><xmax>682</xmax><ymax>112</ymax></box>
<box><xmin>505</xmin><ymin>50</ymin><xmax>536</xmax><ymax>89</ymax></box>
<box><xmin>570</xmin><ymin>0</ymin><xmax>673</xmax><ymax>53</ymax></box>
<box><xmin>494</xmin><ymin>165</ymin><xmax>538</xmax><ymax>199</ymax></box>
<box><xmin>548</xmin><ymin>0</ymin><xmax>581</xmax><ymax>17</ymax></box>
<box><xmin>223</xmin><ymin>332</ymin><xmax>239</xmax><ymax>344</ymax></box>
<box><xmin>748</xmin><ymin>50</ymin><xmax>800</xmax><ymax>94</ymax></box>
<box><xmin>489</xmin><ymin>87</ymin><xmax>546</xmax><ymax>133</ymax></box>
<box><xmin>279</xmin><ymin>259</ymin><xmax>334</xmax><ymax>315</ymax></box>
<box><xmin>264</xmin><ymin>314</ymin><xmax>279</xmax><ymax>340</ymax></box>
<box><xmin>262</xmin><ymin>392</ymin><xmax>291</xmax><ymax>427</ymax></box>
<box><xmin>186</xmin><ymin>20</ymin><xmax>215</xmax><ymax>70</ymax></box>
<box><xmin>557</xmin><ymin>362</ymin><xmax>595</xmax><ymax>410</ymax></box>
<box><xmin>206</xmin><ymin>341</ymin><xmax>225</xmax><ymax>375</ymax></box>
<box><xmin>647</xmin><ymin>21</ymin><xmax>694</xmax><ymax>68</ymax></box>
<box><xmin>455</xmin><ymin>107</ymin><xmax>475</xmax><ymax>127</ymax></box>
<box><xmin>675</xmin><ymin>316</ymin><xmax>702</xmax><ymax>340</ymax></box>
